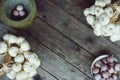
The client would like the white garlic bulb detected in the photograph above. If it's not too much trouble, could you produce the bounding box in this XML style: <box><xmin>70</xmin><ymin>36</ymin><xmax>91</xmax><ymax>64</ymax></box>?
<box><xmin>28</xmin><ymin>70</ymin><xmax>37</xmax><ymax>77</ymax></box>
<box><xmin>20</xmin><ymin>41</ymin><xmax>30</xmax><ymax>52</ymax></box>
<box><xmin>104</xmin><ymin>7</ymin><xmax>114</xmax><ymax>18</ymax></box>
<box><xmin>95</xmin><ymin>0</ymin><xmax>106</xmax><ymax>7</ymax></box>
<box><xmin>16</xmin><ymin>37</ymin><xmax>25</xmax><ymax>46</ymax></box>
<box><xmin>16</xmin><ymin>71</ymin><xmax>28</xmax><ymax>80</ymax></box>
<box><xmin>8</xmin><ymin>46</ymin><xmax>19</xmax><ymax>57</ymax></box>
<box><xmin>12</xmin><ymin>63</ymin><xmax>22</xmax><ymax>72</ymax></box>
<box><xmin>6</xmin><ymin>71</ymin><xmax>16</xmax><ymax>80</ymax></box>
<box><xmin>0</xmin><ymin>42</ymin><xmax>8</xmax><ymax>54</ymax></box>
<box><xmin>86</xmin><ymin>15</ymin><xmax>95</xmax><ymax>25</ymax></box>
<box><xmin>95</xmin><ymin>6</ymin><xmax>104</xmax><ymax>17</ymax></box>
<box><xmin>14</xmin><ymin>54</ymin><xmax>25</xmax><ymax>63</ymax></box>
<box><xmin>83</xmin><ymin>8</ymin><xmax>90</xmax><ymax>16</ymax></box>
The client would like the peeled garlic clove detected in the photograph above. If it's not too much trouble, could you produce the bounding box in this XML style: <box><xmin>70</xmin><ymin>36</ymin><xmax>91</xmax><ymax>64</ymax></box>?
<box><xmin>112</xmin><ymin>74</ymin><xmax>118</xmax><ymax>80</ymax></box>
<box><xmin>86</xmin><ymin>15</ymin><xmax>95</xmax><ymax>25</ymax></box>
<box><xmin>95</xmin><ymin>0</ymin><xmax>106</xmax><ymax>7</ymax></box>
<box><xmin>95</xmin><ymin>61</ymin><xmax>102</xmax><ymax>68</ymax></box>
<box><xmin>0</xmin><ymin>42</ymin><xmax>8</xmax><ymax>54</ymax></box>
<box><xmin>13</xmin><ymin>10</ymin><xmax>19</xmax><ymax>17</ymax></box>
<box><xmin>94</xmin><ymin>74</ymin><xmax>102</xmax><ymax>80</ymax></box>
<box><xmin>99</xmin><ymin>13</ymin><xmax>110</xmax><ymax>26</ymax></box>
<box><xmin>19</xmin><ymin>10</ymin><xmax>25</xmax><ymax>17</ymax></box>
<box><xmin>6</xmin><ymin>71</ymin><xmax>16</xmax><ymax>80</ymax></box>
<box><xmin>104</xmin><ymin>7</ymin><xmax>114</xmax><ymax>18</ymax></box>
<box><xmin>107</xmin><ymin>55</ymin><xmax>114</xmax><ymax>63</ymax></box>
<box><xmin>114</xmin><ymin>64</ymin><xmax>120</xmax><ymax>71</ymax></box>
<box><xmin>101</xmin><ymin>65</ymin><xmax>108</xmax><ymax>72</ymax></box>
<box><xmin>95</xmin><ymin>6</ymin><xmax>104</xmax><ymax>17</ymax></box>
<box><xmin>92</xmin><ymin>66</ymin><xmax>100</xmax><ymax>74</ymax></box>
<box><xmin>12</xmin><ymin>63</ymin><xmax>22</xmax><ymax>72</ymax></box>
<box><xmin>20</xmin><ymin>41</ymin><xmax>30</xmax><ymax>52</ymax></box>
<box><xmin>102</xmin><ymin>71</ymin><xmax>110</xmax><ymax>79</ymax></box>
<box><xmin>16</xmin><ymin>71</ymin><xmax>28</xmax><ymax>80</ymax></box>
<box><xmin>83</xmin><ymin>8</ymin><xmax>90</xmax><ymax>16</ymax></box>
<box><xmin>14</xmin><ymin>54</ymin><xmax>25</xmax><ymax>63</ymax></box>
<box><xmin>101</xmin><ymin>58</ymin><xmax>108</xmax><ymax>64</ymax></box>
<box><xmin>108</xmin><ymin>67</ymin><xmax>114</xmax><ymax>73</ymax></box>
<box><xmin>8</xmin><ymin>46</ymin><xmax>19</xmax><ymax>57</ymax></box>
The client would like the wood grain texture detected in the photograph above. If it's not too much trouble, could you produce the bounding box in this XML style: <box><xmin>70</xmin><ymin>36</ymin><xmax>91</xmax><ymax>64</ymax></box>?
<box><xmin>27</xmin><ymin>17</ymin><xmax>94</xmax><ymax>77</ymax></box>
<box><xmin>36</xmin><ymin>0</ymin><xmax>120</xmax><ymax>60</ymax></box>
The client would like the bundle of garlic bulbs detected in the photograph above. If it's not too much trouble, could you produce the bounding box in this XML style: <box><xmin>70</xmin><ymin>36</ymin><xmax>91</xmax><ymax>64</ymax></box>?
<box><xmin>0</xmin><ymin>34</ymin><xmax>41</xmax><ymax>80</ymax></box>
<box><xmin>84</xmin><ymin>0</ymin><xmax>120</xmax><ymax>42</ymax></box>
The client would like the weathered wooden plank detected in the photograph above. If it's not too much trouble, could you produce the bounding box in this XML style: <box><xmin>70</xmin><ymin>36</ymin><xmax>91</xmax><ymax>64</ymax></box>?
<box><xmin>0</xmin><ymin>22</ymin><xmax>90</xmax><ymax>80</ymax></box>
<box><xmin>27</xmin><ymin>17</ymin><xmax>94</xmax><ymax>77</ymax></box>
<box><xmin>36</xmin><ymin>0</ymin><xmax>120</xmax><ymax>60</ymax></box>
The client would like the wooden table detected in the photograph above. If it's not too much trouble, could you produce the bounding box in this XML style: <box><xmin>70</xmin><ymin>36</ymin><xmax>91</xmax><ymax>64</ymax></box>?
<box><xmin>0</xmin><ymin>0</ymin><xmax>120</xmax><ymax>80</ymax></box>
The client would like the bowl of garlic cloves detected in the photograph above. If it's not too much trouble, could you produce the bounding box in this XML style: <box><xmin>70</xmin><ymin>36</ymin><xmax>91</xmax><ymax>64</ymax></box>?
<box><xmin>91</xmin><ymin>55</ymin><xmax>120</xmax><ymax>80</ymax></box>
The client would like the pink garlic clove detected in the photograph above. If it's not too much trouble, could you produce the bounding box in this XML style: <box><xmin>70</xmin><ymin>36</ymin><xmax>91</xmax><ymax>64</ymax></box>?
<box><xmin>101</xmin><ymin>58</ymin><xmax>108</xmax><ymax>64</ymax></box>
<box><xmin>108</xmin><ymin>67</ymin><xmax>114</xmax><ymax>73</ymax></box>
<box><xmin>13</xmin><ymin>10</ymin><xmax>19</xmax><ymax>17</ymax></box>
<box><xmin>106</xmin><ymin>77</ymin><xmax>113</xmax><ymax>80</ymax></box>
<box><xmin>101</xmin><ymin>65</ymin><xmax>108</xmax><ymax>72</ymax></box>
<box><xmin>114</xmin><ymin>63</ymin><xmax>120</xmax><ymax>71</ymax></box>
<box><xmin>102</xmin><ymin>71</ymin><xmax>110</xmax><ymax>79</ymax></box>
<box><xmin>92</xmin><ymin>67</ymin><xmax>100</xmax><ymax>74</ymax></box>
<box><xmin>109</xmin><ymin>62</ymin><xmax>116</xmax><ymax>67</ymax></box>
<box><xmin>94</xmin><ymin>74</ymin><xmax>102</xmax><ymax>80</ymax></box>
<box><xmin>112</xmin><ymin>74</ymin><xmax>118</xmax><ymax>80</ymax></box>
<box><xmin>107</xmin><ymin>55</ymin><xmax>114</xmax><ymax>63</ymax></box>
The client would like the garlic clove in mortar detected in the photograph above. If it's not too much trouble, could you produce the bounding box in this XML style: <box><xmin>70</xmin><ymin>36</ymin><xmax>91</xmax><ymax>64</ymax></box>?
<box><xmin>0</xmin><ymin>42</ymin><xmax>8</xmax><ymax>54</ymax></box>
<box><xmin>16</xmin><ymin>4</ymin><xmax>24</xmax><ymax>11</ymax></box>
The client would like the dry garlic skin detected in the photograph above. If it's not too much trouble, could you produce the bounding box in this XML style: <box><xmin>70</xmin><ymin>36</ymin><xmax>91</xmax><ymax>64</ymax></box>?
<box><xmin>0</xmin><ymin>42</ymin><xmax>8</xmax><ymax>54</ymax></box>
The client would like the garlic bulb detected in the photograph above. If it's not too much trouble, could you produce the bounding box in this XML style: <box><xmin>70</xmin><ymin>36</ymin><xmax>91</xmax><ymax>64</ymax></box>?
<box><xmin>20</xmin><ymin>41</ymin><xmax>30</xmax><ymax>52</ymax></box>
<box><xmin>23</xmin><ymin>61</ymin><xmax>35</xmax><ymax>73</ymax></box>
<box><xmin>16</xmin><ymin>71</ymin><xmax>28</xmax><ymax>80</ymax></box>
<box><xmin>105</xmin><ymin>7</ymin><xmax>114</xmax><ymax>18</ymax></box>
<box><xmin>95</xmin><ymin>0</ymin><xmax>106</xmax><ymax>7</ymax></box>
<box><xmin>94</xmin><ymin>74</ymin><xmax>102</xmax><ymax>80</ymax></box>
<box><xmin>16</xmin><ymin>37</ymin><xmax>25</xmax><ymax>46</ymax></box>
<box><xmin>28</xmin><ymin>70</ymin><xmax>37</xmax><ymax>77</ymax></box>
<box><xmin>8</xmin><ymin>47</ymin><xmax>19</xmax><ymax>57</ymax></box>
<box><xmin>0</xmin><ymin>42</ymin><xmax>8</xmax><ymax>54</ymax></box>
<box><xmin>6</xmin><ymin>71</ymin><xmax>16</xmax><ymax>80</ymax></box>
<box><xmin>101</xmin><ymin>65</ymin><xmax>108</xmax><ymax>72</ymax></box>
<box><xmin>99</xmin><ymin>13</ymin><xmax>110</xmax><ymax>26</ymax></box>
<box><xmin>110</xmin><ymin>34</ymin><xmax>120</xmax><ymax>42</ymax></box>
<box><xmin>89</xmin><ymin>6</ymin><xmax>96</xmax><ymax>15</ymax></box>
<box><xmin>95</xmin><ymin>6</ymin><xmax>104</xmax><ymax>17</ymax></box>
<box><xmin>92</xmin><ymin>67</ymin><xmax>100</xmax><ymax>74</ymax></box>
<box><xmin>83</xmin><ymin>8</ymin><xmax>90</xmax><ymax>16</ymax></box>
<box><xmin>102</xmin><ymin>71</ymin><xmax>109</xmax><ymax>79</ymax></box>
<box><xmin>86</xmin><ymin>15</ymin><xmax>95</xmax><ymax>25</ymax></box>
<box><xmin>14</xmin><ymin>54</ymin><xmax>25</xmax><ymax>63</ymax></box>
<box><xmin>108</xmin><ymin>67</ymin><xmax>114</xmax><ymax>73</ymax></box>
<box><xmin>114</xmin><ymin>64</ymin><xmax>120</xmax><ymax>71</ymax></box>
<box><xmin>12</xmin><ymin>63</ymin><xmax>22</xmax><ymax>72</ymax></box>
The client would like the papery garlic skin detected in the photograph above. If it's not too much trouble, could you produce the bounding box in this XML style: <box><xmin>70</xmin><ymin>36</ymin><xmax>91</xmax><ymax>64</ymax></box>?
<box><xmin>8</xmin><ymin>47</ymin><xmax>19</xmax><ymax>57</ymax></box>
<box><xmin>12</xmin><ymin>63</ymin><xmax>22</xmax><ymax>72</ymax></box>
<box><xmin>14</xmin><ymin>54</ymin><xmax>25</xmax><ymax>63</ymax></box>
<box><xmin>0</xmin><ymin>42</ymin><xmax>8</xmax><ymax>54</ymax></box>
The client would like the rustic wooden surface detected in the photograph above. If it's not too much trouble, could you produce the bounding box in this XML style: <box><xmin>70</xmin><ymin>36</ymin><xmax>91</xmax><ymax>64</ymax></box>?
<box><xmin>0</xmin><ymin>0</ymin><xmax>120</xmax><ymax>80</ymax></box>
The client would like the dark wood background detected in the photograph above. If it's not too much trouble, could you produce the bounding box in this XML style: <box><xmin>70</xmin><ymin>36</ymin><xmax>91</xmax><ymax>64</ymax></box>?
<box><xmin>0</xmin><ymin>0</ymin><xmax>120</xmax><ymax>80</ymax></box>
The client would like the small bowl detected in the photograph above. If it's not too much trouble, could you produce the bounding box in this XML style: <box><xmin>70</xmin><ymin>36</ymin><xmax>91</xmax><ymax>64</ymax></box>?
<box><xmin>0</xmin><ymin>0</ymin><xmax>37</xmax><ymax>29</ymax></box>
<box><xmin>91</xmin><ymin>55</ymin><xmax>119</xmax><ymax>79</ymax></box>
